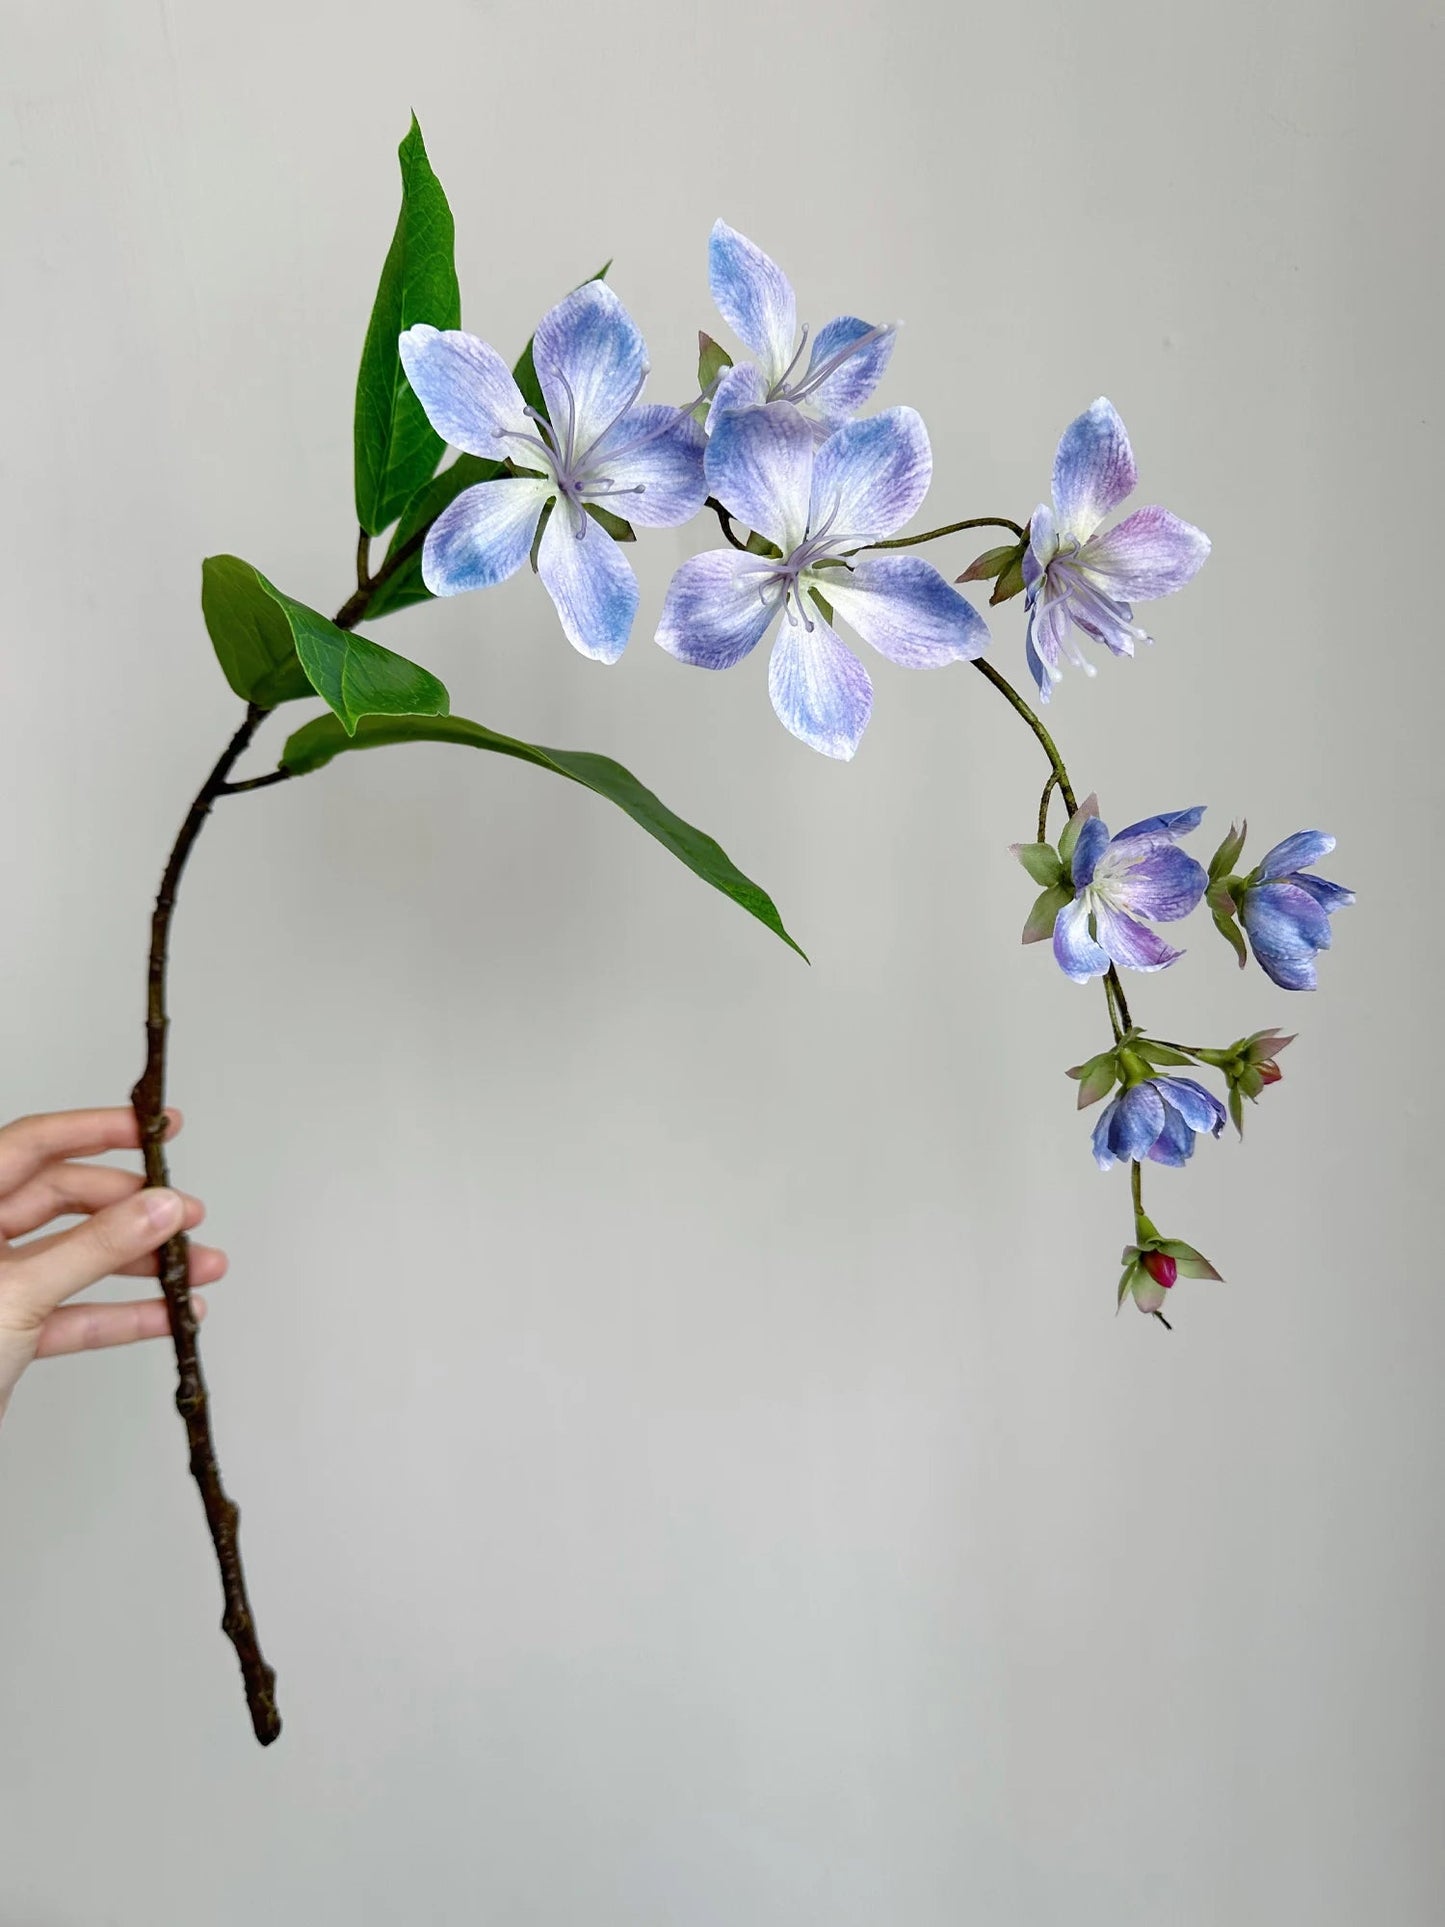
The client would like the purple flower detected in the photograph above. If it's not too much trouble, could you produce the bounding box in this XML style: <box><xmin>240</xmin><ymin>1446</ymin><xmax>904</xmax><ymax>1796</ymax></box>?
<box><xmin>656</xmin><ymin>401</ymin><xmax>988</xmax><ymax>759</ymax></box>
<box><xmin>1238</xmin><ymin>832</ymin><xmax>1354</xmax><ymax>990</ymax></box>
<box><xmin>1092</xmin><ymin>1075</ymin><xmax>1226</xmax><ymax>1171</ymax></box>
<box><xmin>705</xmin><ymin>221</ymin><xmax>897</xmax><ymax>436</ymax></box>
<box><xmin>1052</xmin><ymin>799</ymin><xmax>1209</xmax><ymax>981</ymax></box>
<box><xmin>1022</xmin><ymin>399</ymin><xmax>1210</xmax><ymax>701</ymax></box>
<box><xmin>399</xmin><ymin>283</ymin><xmax>706</xmax><ymax>663</ymax></box>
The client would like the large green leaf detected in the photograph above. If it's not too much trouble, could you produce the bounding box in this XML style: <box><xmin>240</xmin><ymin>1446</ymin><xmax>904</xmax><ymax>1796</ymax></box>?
<box><xmin>512</xmin><ymin>261</ymin><xmax>610</xmax><ymax>418</ymax></box>
<box><xmin>279</xmin><ymin>713</ymin><xmax>805</xmax><ymax>957</ymax></box>
<box><xmin>201</xmin><ymin>554</ymin><xmax>316</xmax><ymax>706</ymax></box>
<box><xmin>255</xmin><ymin>578</ymin><xmax>449</xmax><ymax>735</ymax></box>
<box><xmin>365</xmin><ymin>453</ymin><xmax>504</xmax><ymax>619</ymax></box>
<box><xmin>354</xmin><ymin>116</ymin><xmax>460</xmax><ymax>537</ymax></box>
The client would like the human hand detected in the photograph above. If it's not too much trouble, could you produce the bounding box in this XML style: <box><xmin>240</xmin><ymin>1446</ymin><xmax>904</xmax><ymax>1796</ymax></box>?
<box><xmin>0</xmin><ymin>1106</ymin><xmax>227</xmax><ymax>1423</ymax></box>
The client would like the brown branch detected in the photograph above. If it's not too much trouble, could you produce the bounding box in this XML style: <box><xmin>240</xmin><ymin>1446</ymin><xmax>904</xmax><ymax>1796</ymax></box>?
<box><xmin>131</xmin><ymin>699</ymin><xmax>282</xmax><ymax>1746</ymax></box>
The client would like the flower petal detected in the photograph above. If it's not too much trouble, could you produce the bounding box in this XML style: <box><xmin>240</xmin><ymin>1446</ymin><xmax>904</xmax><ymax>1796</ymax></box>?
<box><xmin>708</xmin><ymin>220</ymin><xmax>797</xmax><ymax>385</ymax></box>
<box><xmin>706</xmin><ymin>360</ymin><xmax>768</xmax><ymax>427</ymax></box>
<box><xmin>588</xmin><ymin>405</ymin><xmax>707</xmax><ymax>528</ymax></box>
<box><xmin>1114</xmin><ymin>846</ymin><xmax>1208</xmax><ymax>922</ymax></box>
<box><xmin>1094</xmin><ymin>1083</ymin><xmax>1166</xmax><ymax>1169</ymax></box>
<box><xmin>533</xmin><ymin>282</ymin><xmax>648</xmax><ymax>459</ymax></box>
<box><xmin>1081</xmin><ymin>504</ymin><xmax>1210</xmax><ymax>599</ymax></box>
<box><xmin>1153</xmin><ymin>1077</ymin><xmax>1225</xmax><ymax>1136</ymax></box>
<box><xmin>1257</xmin><ymin>830</ymin><xmax>1335</xmax><ymax>880</ymax></box>
<box><xmin>767</xmin><ymin>607</ymin><xmax>873</xmax><ymax>759</ymax></box>
<box><xmin>1294</xmin><ymin>874</ymin><xmax>1355</xmax><ymax>913</ymax></box>
<box><xmin>399</xmin><ymin>325</ymin><xmax>531</xmax><ymax>460</ymax></box>
<box><xmin>1240</xmin><ymin>881</ymin><xmax>1331</xmax><ymax>990</ymax></box>
<box><xmin>1052</xmin><ymin>398</ymin><xmax>1137</xmax><ymax>542</ymax></box>
<box><xmin>704</xmin><ymin>401</ymin><xmax>814</xmax><ymax>553</ymax></box>
<box><xmin>1094</xmin><ymin>903</ymin><xmax>1185</xmax><ymax>972</ymax></box>
<box><xmin>1071</xmin><ymin>814</ymin><xmax>1112</xmax><ymax>889</ymax></box>
<box><xmin>1146</xmin><ymin>1099</ymin><xmax>1196</xmax><ymax>1167</ymax></box>
<box><xmin>655</xmin><ymin>550</ymin><xmax>781</xmax><ymax>669</ymax></box>
<box><xmin>810</xmin><ymin>407</ymin><xmax>932</xmax><ymax>544</ymax></box>
<box><xmin>1109</xmin><ymin>806</ymin><xmax>1206</xmax><ymax>848</ymax></box>
<box><xmin>821</xmin><ymin>555</ymin><xmax>989</xmax><ymax>667</ymax></box>
<box><xmin>421</xmin><ymin>476</ymin><xmax>550</xmax><ymax>595</ymax></box>
<box><xmin>535</xmin><ymin>509</ymin><xmax>638</xmax><ymax>663</ymax></box>
<box><xmin>1053</xmin><ymin>894</ymin><xmax>1111</xmax><ymax>981</ymax></box>
<box><xmin>800</xmin><ymin>315</ymin><xmax>896</xmax><ymax>423</ymax></box>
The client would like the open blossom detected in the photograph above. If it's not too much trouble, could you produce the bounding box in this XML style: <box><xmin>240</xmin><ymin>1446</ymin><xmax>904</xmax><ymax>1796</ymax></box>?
<box><xmin>399</xmin><ymin>282</ymin><xmax>705</xmax><ymax>662</ymax></box>
<box><xmin>1238</xmin><ymin>832</ymin><xmax>1354</xmax><ymax>990</ymax></box>
<box><xmin>1052</xmin><ymin>801</ymin><xmax>1208</xmax><ymax>981</ymax></box>
<box><xmin>705</xmin><ymin>221</ymin><xmax>897</xmax><ymax>436</ymax></box>
<box><xmin>1092</xmin><ymin>1075</ymin><xmax>1226</xmax><ymax>1170</ymax></box>
<box><xmin>656</xmin><ymin>401</ymin><xmax>987</xmax><ymax>759</ymax></box>
<box><xmin>1023</xmin><ymin>399</ymin><xmax>1210</xmax><ymax>701</ymax></box>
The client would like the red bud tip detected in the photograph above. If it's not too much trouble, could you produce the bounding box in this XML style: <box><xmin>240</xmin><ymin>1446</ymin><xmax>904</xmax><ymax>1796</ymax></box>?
<box><xmin>1259</xmin><ymin>1061</ymin><xmax>1283</xmax><ymax>1086</ymax></box>
<box><xmin>1142</xmin><ymin>1250</ymin><xmax>1177</xmax><ymax>1290</ymax></box>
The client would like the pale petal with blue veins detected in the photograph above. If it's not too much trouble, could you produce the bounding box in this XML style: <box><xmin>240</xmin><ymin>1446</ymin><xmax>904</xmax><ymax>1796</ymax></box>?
<box><xmin>1070</xmin><ymin>814</ymin><xmax>1112</xmax><ymax>889</ymax></box>
<box><xmin>809</xmin><ymin>407</ymin><xmax>932</xmax><ymax>545</ymax></box>
<box><xmin>1111</xmin><ymin>846</ymin><xmax>1208</xmax><ymax>922</ymax></box>
<box><xmin>1082</xmin><ymin>503</ymin><xmax>1211</xmax><ymax>598</ymax></box>
<box><xmin>704</xmin><ymin>402</ymin><xmax>815</xmax><ymax>553</ymax></box>
<box><xmin>1240</xmin><ymin>882</ymin><xmax>1333</xmax><ymax>990</ymax></box>
<box><xmin>803</xmin><ymin>315</ymin><xmax>896</xmax><ymax>424</ymax></box>
<box><xmin>655</xmin><ymin>550</ymin><xmax>782</xmax><ymax>669</ymax></box>
<box><xmin>399</xmin><ymin>325</ymin><xmax>532</xmax><ymax>460</ymax></box>
<box><xmin>535</xmin><ymin>510</ymin><xmax>639</xmax><ymax>663</ymax></box>
<box><xmin>1154</xmin><ymin>1078</ymin><xmax>1225</xmax><ymax>1136</ymax></box>
<box><xmin>767</xmin><ymin>608</ymin><xmax>873</xmax><ymax>760</ymax></box>
<box><xmin>1257</xmin><ymin>830</ymin><xmax>1336</xmax><ymax>880</ymax></box>
<box><xmin>1093</xmin><ymin>903</ymin><xmax>1185</xmax><ymax>972</ymax></box>
<box><xmin>421</xmin><ymin>476</ymin><xmax>551</xmax><ymax>595</ymax></box>
<box><xmin>708</xmin><ymin>221</ymin><xmax>798</xmax><ymax>386</ymax></box>
<box><xmin>822</xmin><ymin>555</ymin><xmax>989</xmax><ymax>667</ymax></box>
<box><xmin>533</xmin><ymin>282</ymin><xmax>648</xmax><ymax>460</ymax></box>
<box><xmin>588</xmin><ymin>405</ymin><xmax>707</xmax><ymax>528</ymax></box>
<box><xmin>1052</xmin><ymin>398</ymin><xmax>1137</xmax><ymax>542</ymax></box>
<box><xmin>1053</xmin><ymin>894</ymin><xmax>1111</xmax><ymax>981</ymax></box>
<box><xmin>706</xmin><ymin>360</ymin><xmax>768</xmax><ymax>426</ymax></box>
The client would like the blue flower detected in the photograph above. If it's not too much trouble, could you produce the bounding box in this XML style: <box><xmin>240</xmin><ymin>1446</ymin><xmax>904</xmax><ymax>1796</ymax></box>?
<box><xmin>1238</xmin><ymin>832</ymin><xmax>1354</xmax><ymax>990</ymax></box>
<box><xmin>1022</xmin><ymin>399</ymin><xmax>1210</xmax><ymax>702</ymax></box>
<box><xmin>1092</xmin><ymin>1075</ymin><xmax>1226</xmax><ymax>1170</ymax></box>
<box><xmin>705</xmin><ymin>221</ymin><xmax>897</xmax><ymax>436</ymax></box>
<box><xmin>399</xmin><ymin>283</ymin><xmax>706</xmax><ymax>663</ymax></box>
<box><xmin>656</xmin><ymin>401</ymin><xmax>988</xmax><ymax>759</ymax></box>
<box><xmin>1053</xmin><ymin>800</ymin><xmax>1209</xmax><ymax>981</ymax></box>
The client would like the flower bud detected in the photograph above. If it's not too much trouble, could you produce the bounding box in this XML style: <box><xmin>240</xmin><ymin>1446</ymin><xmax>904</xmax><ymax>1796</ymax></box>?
<box><xmin>1141</xmin><ymin>1249</ymin><xmax>1177</xmax><ymax>1291</ymax></box>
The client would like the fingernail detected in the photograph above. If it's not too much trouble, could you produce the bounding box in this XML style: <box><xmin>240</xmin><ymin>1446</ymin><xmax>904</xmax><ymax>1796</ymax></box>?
<box><xmin>142</xmin><ymin>1188</ymin><xmax>184</xmax><ymax>1232</ymax></box>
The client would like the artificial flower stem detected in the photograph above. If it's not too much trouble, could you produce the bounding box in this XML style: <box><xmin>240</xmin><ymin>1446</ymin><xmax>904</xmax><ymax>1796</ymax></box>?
<box><xmin>866</xmin><ymin>514</ymin><xmax>1025</xmax><ymax>551</ymax></box>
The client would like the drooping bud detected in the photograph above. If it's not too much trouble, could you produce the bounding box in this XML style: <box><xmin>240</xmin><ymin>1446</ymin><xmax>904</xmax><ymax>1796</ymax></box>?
<box><xmin>1142</xmin><ymin>1249</ymin><xmax>1177</xmax><ymax>1291</ymax></box>
<box><xmin>1194</xmin><ymin>1029</ymin><xmax>1294</xmax><ymax>1137</ymax></box>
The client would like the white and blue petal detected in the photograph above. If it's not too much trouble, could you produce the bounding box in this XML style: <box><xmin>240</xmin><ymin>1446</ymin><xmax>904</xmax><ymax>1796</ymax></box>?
<box><xmin>533</xmin><ymin>282</ymin><xmax>648</xmax><ymax>462</ymax></box>
<box><xmin>1146</xmin><ymin>1099</ymin><xmax>1197</xmax><ymax>1166</ymax></box>
<box><xmin>1082</xmin><ymin>504</ymin><xmax>1211</xmax><ymax>600</ymax></box>
<box><xmin>1051</xmin><ymin>397</ymin><xmax>1137</xmax><ymax>542</ymax></box>
<box><xmin>1256</xmin><ymin>830</ymin><xmax>1335</xmax><ymax>880</ymax></box>
<box><xmin>399</xmin><ymin>326</ymin><xmax>532</xmax><ymax>461</ymax></box>
<box><xmin>655</xmin><ymin>550</ymin><xmax>782</xmax><ymax>669</ymax></box>
<box><xmin>821</xmin><ymin>555</ymin><xmax>988</xmax><ymax>667</ymax></box>
<box><xmin>587</xmin><ymin>405</ymin><xmax>706</xmax><ymax>528</ymax></box>
<box><xmin>1070</xmin><ymin>815</ymin><xmax>1112</xmax><ymax>890</ymax></box>
<box><xmin>708</xmin><ymin>220</ymin><xmax>798</xmax><ymax>387</ymax></box>
<box><xmin>421</xmin><ymin>476</ymin><xmax>551</xmax><ymax>595</ymax></box>
<box><xmin>1093</xmin><ymin>1082</ymin><xmax>1166</xmax><ymax>1169</ymax></box>
<box><xmin>1110</xmin><ymin>807</ymin><xmax>1207</xmax><ymax>845</ymax></box>
<box><xmin>800</xmin><ymin>315</ymin><xmax>896</xmax><ymax>424</ymax></box>
<box><xmin>536</xmin><ymin>509</ymin><xmax>639</xmax><ymax>664</ymax></box>
<box><xmin>704</xmin><ymin>401</ymin><xmax>814</xmax><ymax>553</ymax></box>
<box><xmin>767</xmin><ymin>606</ymin><xmax>873</xmax><ymax>760</ymax></box>
<box><xmin>1240</xmin><ymin>881</ymin><xmax>1332</xmax><ymax>990</ymax></box>
<box><xmin>1154</xmin><ymin>1077</ymin><xmax>1225</xmax><ymax>1137</ymax></box>
<box><xmin>809</xmin><ymin>407</ymin><xmax>932</xmax><ymax>545</ymax></box>
<box><xmin>706</xmin><ymin>360</ymin><xmax>768</xmax><ymax>427</ymax></box>
<box><xmin>1053</xmin><ymin>894</ymin><xmax>1111</xmax><ymax>981</ymax></box>
<box><xmin>1294</xmin><ymin>873</ymin><xmax>1355</xmax><ymax>912</ymax></box>
<box><xmin>1094</xmin><ymin>903</ymin><xmax>1185</xmax><ymax>971</ymax></box>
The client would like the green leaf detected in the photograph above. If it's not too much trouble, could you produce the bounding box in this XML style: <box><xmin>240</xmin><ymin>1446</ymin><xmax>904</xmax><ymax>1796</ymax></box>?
<box><xmin>1134</xmin><ymin>1039</ymin><xmax>1195</xmax><ymax>1068</ymax></box>
<box><xmin>201</xmin><ymin>555</ymin><xmax>316</xmax><ymax>706</ymax></box>
<box><xmin>1067</xmin><ymin>1048</ymin><xmax>1119</xmax><ymax>1109</ymax></box>
<box><xmin>279</xmin><ymin>712</ymin><xmax>805</xmax><ymax>957</ymax></box>
<box><xmin>354</xmin><ymin>116</ymin><xmax>461</xmax><ymax>537</ymax></box>
<box><xmin>513</xmin><ymin>261</ymin><xmax>611</xmax><ymax>418</ymax></box>
<box><xmin>1209</xmin><ymin>819</ymin><xmax>1248</xmax><ymax>881</ymax></box>
<box><xmin>585</xmin><ymin>501</ymin><xmax>636</xmax><ymax>543</ymax></box>
<box><xmin>253</xmin><ymin>574</ymin><xmax>449</xmax><ymax>735</ymax></box>
<box><xmin>1209</xmin><ymin>893</ymin><xmax>1249</xmax><ymax>968</ymax></box>
<box><xmin>990</xmin><ymin>544</ymin><xmax>1028</xmax><ymax>605</ymax></box>
<box><xmin>365</xmin><ymin>453</ymin><xmax>504</xmax><ymax>619</ymax></box>
<box><xmin>1012</xmin><ymin>840</ymin><xmax>1064</xmax><ymax>887</ymax></box>
<box><xmin>697</xmin><ymin>330</ymin><xmax>733</xmax><ymax>393</ymax></box>
<box><xmin>1057</xmin><ymin>794</ymin><xmax>1099</xmax><ymax>867</ymax></box>
<box><xmin>957</xmin><ymin>543</ymin><xmax>1019</xmax><ymax>586</ymax></box>
<box><xmin>1022</xmin><ymin>882</ymin><xmax>1071</xmax><ymax>944</ymax></box>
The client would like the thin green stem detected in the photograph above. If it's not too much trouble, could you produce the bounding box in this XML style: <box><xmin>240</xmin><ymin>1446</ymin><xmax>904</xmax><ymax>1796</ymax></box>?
<box><xmin>970</xmin><ymin>660</ymin><xmax>1078</xmax><ymax>813</ymax></box>
<box><xmin>864</xmin><ymin>514</ymin><xmax>1024</xmax><ymax>552</ymax></box>
<box><xmin>1036</xmin><ymin>772</ymin><xmax>1060</xmax><ymax>845</ymax></box>
<box><xmin>1105</xmin><ymin>965</ymin><xmax>1133</xmax><ymax>1034</ymax></box>
<box><xmin>1130</xmin><ymin>1158</ymin><xmax>1144</xmax><ymax>1228</ymax></box>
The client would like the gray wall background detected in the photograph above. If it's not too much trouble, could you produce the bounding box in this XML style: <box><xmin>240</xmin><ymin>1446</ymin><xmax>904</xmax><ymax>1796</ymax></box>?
<box><xmin>1</xmin><ymin>1</ymin><xmax>1438</xmax><ymax>1921</ymax></box>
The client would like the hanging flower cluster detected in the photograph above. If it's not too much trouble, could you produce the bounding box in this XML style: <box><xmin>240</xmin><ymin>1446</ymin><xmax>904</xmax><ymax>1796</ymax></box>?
<box><xmin>398</xmin><ymin>218</ymin><xmax>1354</xmax><ymax>1327</ymax></box>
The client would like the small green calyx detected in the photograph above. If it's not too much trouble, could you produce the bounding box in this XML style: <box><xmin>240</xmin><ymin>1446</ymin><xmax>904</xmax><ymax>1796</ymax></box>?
<box><xmin>1117</xmin><ymin>1230</ymin><xmax>1223</xmax><ymax>1321</ymax></box>
<box><xmin>958</xmin><ymin>533</ymin><xmax>1030</xmax><ymax>604</ymax></box>
<box><xmin>1193</xmin><ymin>1029</ymin><xmax>1293</xmax><ymax>1137</ymax></box>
